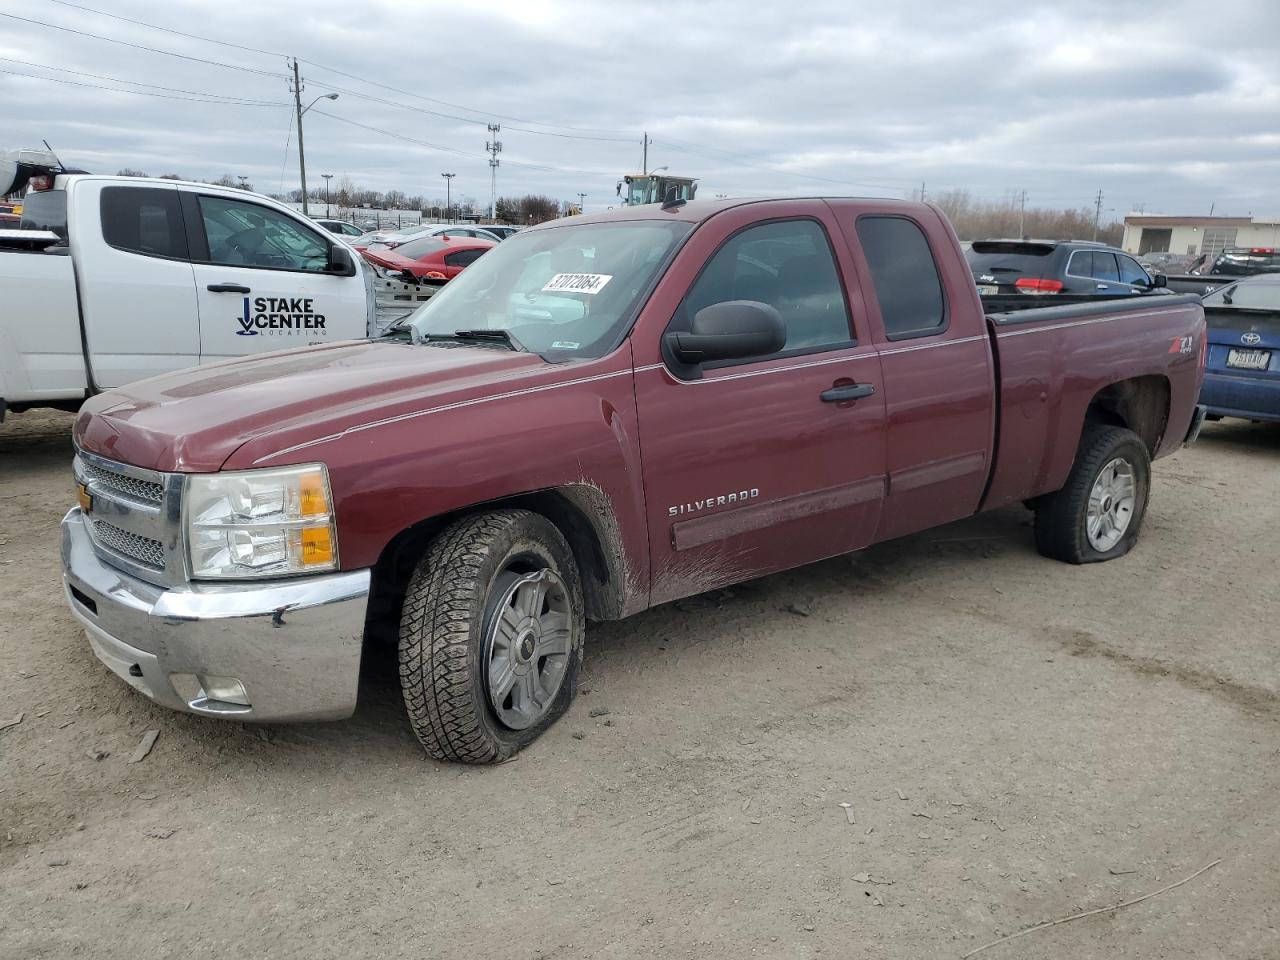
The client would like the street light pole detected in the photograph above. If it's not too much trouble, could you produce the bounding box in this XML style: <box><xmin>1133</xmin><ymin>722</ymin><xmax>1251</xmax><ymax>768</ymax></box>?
<box><xmin>290</xmin><ymin>58</ymin><xmax>338</xmax><ymax>217</ymax></box>
<box><xmin>442</xmin><ymin>172</ymin><xmax>455</xmax><ymax>223</ymax></box>
<box><xmin>322</xmin><ymin>173</ymin><xmax>333</xmax><ymax>218</ymax></box>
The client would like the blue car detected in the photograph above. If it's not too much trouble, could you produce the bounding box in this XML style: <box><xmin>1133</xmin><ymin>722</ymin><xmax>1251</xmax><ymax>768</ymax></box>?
<box><xmin>1200</xmin><ymin>274</ymin><xmax>1280</xmax><ymax>423</ymax></box>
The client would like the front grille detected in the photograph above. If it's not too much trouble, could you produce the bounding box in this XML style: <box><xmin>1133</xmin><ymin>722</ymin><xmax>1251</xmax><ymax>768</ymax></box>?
<box><xmin>82</xmin><ymin>462</ymin><xmax>164</xmax><ymax>504</ymax></box>
<box><xmin>92</xmin><ymin>519</ymin><xmax>165</xmax><ymax>570</ymax></box>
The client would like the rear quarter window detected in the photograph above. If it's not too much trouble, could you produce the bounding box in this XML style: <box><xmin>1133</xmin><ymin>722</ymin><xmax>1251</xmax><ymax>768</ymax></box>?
<box><xmin>100</xmin><ymin>186</ymin><xmax>188</xmax><ymax>259</ymax></box>
<box><xmin>856</xmin><ymin>216</ymin><xmax>947</xmax><ymax>339</ymax></box>
<box><xmin>19</xmin><ymin>189</ymin><xmax>68</xmax><ymax>241</ymax></box>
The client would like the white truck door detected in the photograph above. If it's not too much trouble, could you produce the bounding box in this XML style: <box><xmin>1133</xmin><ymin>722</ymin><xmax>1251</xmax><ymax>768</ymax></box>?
<box><xmin>181</xmin><ymin>191</ymin><xmax>369</xmax><ymax>361</ymax></box>
<box><xmin>73</xmin><ymin>182</ymin><xmax>200</xmax><ymax>388</ymax></box>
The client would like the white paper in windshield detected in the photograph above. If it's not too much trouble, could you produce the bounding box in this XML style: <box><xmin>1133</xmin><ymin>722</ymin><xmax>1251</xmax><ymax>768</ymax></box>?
<box><xmin>541</xmin><ymin>273</ymin><xmax>613</xmax><ymax>295</ymax></box>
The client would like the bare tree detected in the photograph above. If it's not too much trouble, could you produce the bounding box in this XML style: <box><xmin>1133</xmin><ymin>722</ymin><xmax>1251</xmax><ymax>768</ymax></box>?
<box><xmin>516</xmin><ymin>195</ymin><xmax>560</xmax><ymax>225</ymax></box>
<box><xmin>116</xmin><ymin>168</ymin><xmax>149</xmax><ymax>177</ymax></box>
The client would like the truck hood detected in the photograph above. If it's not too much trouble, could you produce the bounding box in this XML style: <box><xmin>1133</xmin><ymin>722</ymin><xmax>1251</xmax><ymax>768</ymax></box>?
<box><xmin>74</xmin><ymin>339</ymin><xmax>553</xmax><ymax>472</ymax></box>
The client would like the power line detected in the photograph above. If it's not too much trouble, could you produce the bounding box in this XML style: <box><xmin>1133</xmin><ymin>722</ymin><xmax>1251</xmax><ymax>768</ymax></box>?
<box><xmin>0</xmin><ymin>55</ymin><xmax>281</xmax><ymax>102</ymax></box>
<box><xmin>25</xmin><ymin>0</ymin><xmax>636</xmax><ymax>140</ymax></box>
<box><xmin>298</xmin><ymin>59</ymin><xmax>637</xmax><ymax>138</ymax></box>
<box><xmin>23</xmin><ymin>0</ymin><xmax>636</xmax><ymax>140</ymax></box>
<box><xmin>44</xmin><ymin>0</ymin><xmax>285</xmax><ymax>58</ymax></box>
<box><xmin>0</xmin><ymin>11</ymin><xmax>285</xmax><ymax>78</ymax></box>
<box><xmin>0</xmin><ymin>66</ymin><xmax>288</xmax><ymax>105</ymax></box>
<box><xmin>309</xmin><ymin>110</ymin><xmax>615</xmax><ymax>178</ymax></box>
<box><xmin>295</xmin><ymin>73</ymin><xmax>634</xmax><ymax>143</ymax></box>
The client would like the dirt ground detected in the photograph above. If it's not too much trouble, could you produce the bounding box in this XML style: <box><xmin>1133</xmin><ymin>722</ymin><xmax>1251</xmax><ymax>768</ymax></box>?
<box><xmin>1</xmin><ymin>408</ymin><xmax>1277</xmax><ymax>960</ymax></box>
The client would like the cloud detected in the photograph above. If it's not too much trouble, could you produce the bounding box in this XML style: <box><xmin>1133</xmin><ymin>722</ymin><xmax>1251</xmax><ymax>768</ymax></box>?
<box><xmin>1</xmin><ymin>0</ymin><xmax>1277</xmax><ymax>216</ymax></box>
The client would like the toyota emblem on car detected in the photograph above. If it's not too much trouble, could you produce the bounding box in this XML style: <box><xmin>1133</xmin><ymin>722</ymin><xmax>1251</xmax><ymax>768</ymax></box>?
<box><xmin>1241</xmin><ymin>332</ymin><xmax>1262</xmax><ymax>345</ymax></box>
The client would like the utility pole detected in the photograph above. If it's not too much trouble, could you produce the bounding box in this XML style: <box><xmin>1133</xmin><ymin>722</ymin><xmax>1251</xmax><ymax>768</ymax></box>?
<box><xmin>577</xmin><ymin>192</ymin><xmax>586</xmax><ymax>214</ymax></box>
<box><xmin>321</xmin><ymin>173</ymin><xmax>332</xmax><ymax>217</ymax></box>
<box><xmin>291</xmin><ymin>58</ymin><xmax>308</xmax><ymax>216</ymax></box>
<box><xmin>441</xmin><ymin>172</ymin><xmax>455</xmax><ymax>222</ymax></box>
<box><xmin>287</xmin><ymin>65</ymin><xmax>338</xmax><ymax>217</ymax></box>
<box><xmin>918</xmin><ymin>182</ymin><xmax>926</xmax><ymax>203</ymax></box>
<box><xmin>642</xmin><ymin>132</ymin><xmax>651</xmax><ymax>175</ymax></box>
<box><xmin>1018</xmin><ymin>189</ymin><xmax>1027</xmax><ymax>237</ymax></box>
<box><xmin>486</xmin><ymin>124</ymin><xmax>501</xmax><ymax>220</ymax></box>
<box><xmin>1092</xmin><ymin>188</ymin><xmax>1104</xmax><ymax>241</ymax></box>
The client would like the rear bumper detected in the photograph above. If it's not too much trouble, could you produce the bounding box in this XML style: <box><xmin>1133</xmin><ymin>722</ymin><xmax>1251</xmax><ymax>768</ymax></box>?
<box><xmin>1201</xmin><ymin>371</ymin><xmax>1280</xmax><ymax>422</ymax></box>
<box><xmin>61</xmin><ymin>508</ymin><xmax>369</xmax><ymax>722</ymax></box>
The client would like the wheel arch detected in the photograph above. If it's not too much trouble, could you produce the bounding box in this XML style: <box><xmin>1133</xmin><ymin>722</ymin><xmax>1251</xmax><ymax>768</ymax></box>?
<box><xmin>362</xmin><ymin>483</ymin><xmax>632</xmax><ymax>649</ymax></box>
<box><xmin>1083</xmin><ymin>374</ymin><xmax>1170</xmax><ymax>456</ymax></box>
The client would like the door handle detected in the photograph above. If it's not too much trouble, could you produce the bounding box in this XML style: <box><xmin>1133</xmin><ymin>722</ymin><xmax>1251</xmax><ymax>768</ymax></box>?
<box><xmin>1096</xmin><ymin>283</ymin><xmax>1108</xmax><ymax>290</ymax></box>
<box><xmin>820</xmin><ymin>383</ymin><xmax>876</xmax><ymax>403</ymax></box>
<box><xmin>207</xmin><ymin>283</ymin><xmax>251</xmax><ymax>294</ymax></box>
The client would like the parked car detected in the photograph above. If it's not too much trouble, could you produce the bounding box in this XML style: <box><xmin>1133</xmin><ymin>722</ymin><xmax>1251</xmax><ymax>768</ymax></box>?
<box><xmin>967</xmin><ymin>239</ymin><xmax>1166</xmax><ymax>297</ymax></box>
<box><xmin>358</xmin><ymin>224</ymin><xmax>502</xmax><ymax>250</ymax></box>
<box><xmin>1</xmin><ymin>173</ymin><xmax>374</xmax><ymax>420</ymax></box>
<box><xmin>1162</xmin><ymin>247</ymin><xmax>1280</xmax><ymax>296</ymax></box>
<box><xmin>61</xmin><ymin>197</ymin><xmax>1205</xmax><ymax>763</ymax></box>
<box><xmin>312</xmin><ymin>218</ymin><xmax>364</xmax><ymax>239</ymax></box>
<box><xmin>1206</xmin><ymin>246</ymin><xmax>1280</xmax><ymax>278</ymax></box>
<box><xmin>360</xmin><ymin>235</ymin><xmax>494</xmax><ymax>284</ymax></box>
<box><xmin>477</xmin><ymin>224</ymin><xmax>520</xmax><ymax>240</ymax></box>
<box><xmin>1198</xmin><ymin>273</ymin><xmax>1280</xmax><ymax>422</ymax></box>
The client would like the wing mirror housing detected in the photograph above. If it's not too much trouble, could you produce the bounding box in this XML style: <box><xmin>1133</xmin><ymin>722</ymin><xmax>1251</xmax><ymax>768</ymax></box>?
<box><xmin>664</xmin><ymin>300</ymin><xmax>786</xmax><ymax>366</ymax></box>
<box><xmin>1153</xmin><ymin>273</ymin><xmax>1168</xmax><ymax>288</ymax></box>
<box><xmin>327</xmin><ymin>244</ymin><xmax>356</xmax><ymax>276</ymax></box>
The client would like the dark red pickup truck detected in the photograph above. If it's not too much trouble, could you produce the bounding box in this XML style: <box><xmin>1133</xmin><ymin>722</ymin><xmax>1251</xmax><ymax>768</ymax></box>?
<box><xmin>62</xmin><ymin>197</ymin><xmax>1206</xmax><ymax>763</ymax></box>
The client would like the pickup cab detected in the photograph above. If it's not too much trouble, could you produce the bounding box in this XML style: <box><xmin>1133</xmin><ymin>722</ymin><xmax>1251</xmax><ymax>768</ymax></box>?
<box><xmin>60</xmin><ymin>197</ymin><xmax>1207</xmax><ymax>764</ymax></box>
<box><xmin>1</xmin><ymin>173</ymin><xmax>373</xmax><ymax>419</ymax></box>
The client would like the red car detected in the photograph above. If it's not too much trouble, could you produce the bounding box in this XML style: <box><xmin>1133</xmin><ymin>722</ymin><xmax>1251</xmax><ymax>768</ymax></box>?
<box><xmin>361</xmin><ymin>235</ymin><xmax>494</xmax><ymax>283</ymax></box>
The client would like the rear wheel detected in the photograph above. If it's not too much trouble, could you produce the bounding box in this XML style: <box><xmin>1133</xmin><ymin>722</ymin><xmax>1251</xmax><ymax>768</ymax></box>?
<box><xmin>1033</xmin><ymin>425</ymin><xmax>1151</xmax><ymax>564</ymax></box>
<box><xmin>398</xmin><ymin>510</ymin><xmax>584</xmax><ymax>763</ymax></box>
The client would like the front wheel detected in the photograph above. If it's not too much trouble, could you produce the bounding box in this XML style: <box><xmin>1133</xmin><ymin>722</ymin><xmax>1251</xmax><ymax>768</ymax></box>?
<box><xmin>1033</xmin><ymin>425</ymin><xmax>1151</xmax><ymax>564</ymax></box>
<box><xmin>399</xmin><ymin>510</ymin><xmax>585</xmax><ymax>763</ymax></box>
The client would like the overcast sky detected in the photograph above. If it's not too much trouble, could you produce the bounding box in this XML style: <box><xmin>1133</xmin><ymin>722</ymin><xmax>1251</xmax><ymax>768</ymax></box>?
<box><xmin>3</xmin><ymin>0</ymin><xmax>1278</xmax><ymax>218</ymax></box>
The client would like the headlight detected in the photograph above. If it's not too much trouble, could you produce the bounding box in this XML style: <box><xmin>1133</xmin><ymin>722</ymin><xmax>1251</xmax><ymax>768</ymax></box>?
<box><xmin>185</xmin><ymin>464</ymin><xmax>338</xmax><ymax>579</ymax></box>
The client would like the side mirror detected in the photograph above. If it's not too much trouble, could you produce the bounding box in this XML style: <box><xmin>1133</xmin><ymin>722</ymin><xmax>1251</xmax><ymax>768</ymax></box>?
<box><xmin>327</xmin><ymin>244</ymin><xmax>355</xmax><ymax>276</ymax></box>
<box><xmin>1153</xmin><ymin>273</ymin><xmax>1167</xmax><ymax>288</ymax></box>
<box><xmin>664</xmin><ymin>300</ymin><xmax>786</xmax><ymax>365</ymax></box>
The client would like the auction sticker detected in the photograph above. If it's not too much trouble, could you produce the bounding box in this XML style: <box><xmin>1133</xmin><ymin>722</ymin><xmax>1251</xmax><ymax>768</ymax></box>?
<box><xmin>541</xmin><ymin>273</ymin><xmax>613</xmax><ymax>294</ymax></box>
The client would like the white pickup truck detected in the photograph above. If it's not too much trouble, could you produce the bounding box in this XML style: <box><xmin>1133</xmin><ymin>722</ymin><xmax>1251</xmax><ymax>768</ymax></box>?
<box><xmin>1</xmin><ymin>169</ymin><xmax>376</xmax><ymax>419</ymax></box>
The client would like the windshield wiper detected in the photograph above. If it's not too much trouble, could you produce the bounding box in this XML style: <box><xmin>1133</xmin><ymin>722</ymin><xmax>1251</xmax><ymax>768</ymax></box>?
<box><xmin>420</xmin><ymin>328</ymin><xmax>528</xmax><ymax>352</ymax></box>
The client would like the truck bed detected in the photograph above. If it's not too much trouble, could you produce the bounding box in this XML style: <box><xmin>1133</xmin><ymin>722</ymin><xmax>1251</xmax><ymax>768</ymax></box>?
<box><xmin>981</xmin><ymin>293</ymin><xmax>1206</xmax><ymax>510</ymax></box>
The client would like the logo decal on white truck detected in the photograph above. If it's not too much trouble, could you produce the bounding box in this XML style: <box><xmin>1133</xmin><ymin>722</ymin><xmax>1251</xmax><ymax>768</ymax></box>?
<box><xmin>236</xmin><ymin>297</ymin><xmax>328</xmax><ymax>336</ymax></box>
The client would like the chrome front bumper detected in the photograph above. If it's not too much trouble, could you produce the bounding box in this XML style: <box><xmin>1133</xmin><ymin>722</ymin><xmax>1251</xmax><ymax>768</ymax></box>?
<box><xmin>61</xmin><ymin>509</ymin><xmax>369</xmax><ymax>722</ymax></box>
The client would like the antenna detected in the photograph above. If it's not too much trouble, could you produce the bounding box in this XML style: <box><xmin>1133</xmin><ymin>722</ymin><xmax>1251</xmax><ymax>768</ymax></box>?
<box><xmin>42</xmin><ymin>139</ymin><xmax>66</xmax><ymax>171</ymax></box>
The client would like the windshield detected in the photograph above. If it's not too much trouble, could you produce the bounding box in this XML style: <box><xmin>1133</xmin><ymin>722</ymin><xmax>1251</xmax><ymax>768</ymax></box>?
<box><xmin>1204</xmin><ymin>281</ymin><xmax>1280</xmax><ymax>310</ymax></box>
<box><xmin>404</xmin><ymin>219</ymin><xmax>691</xmax><ymax>358</ymax></box>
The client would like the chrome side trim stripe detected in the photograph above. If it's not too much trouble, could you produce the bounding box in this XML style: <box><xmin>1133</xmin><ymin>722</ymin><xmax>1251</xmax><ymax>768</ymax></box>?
<box><xmin>256</xmin><ymin>368</ymin><xmax>634</xmax><ymax>464</ymax></box>
<box><xmin>671</xmin><ymin>475</ymin><xmax>886</xmax><ymax>551</ymax></box>
<box><xmin>993</xmin><ymin>308</ymin><xmax>1186</xmax><ymax>338</ymax></box>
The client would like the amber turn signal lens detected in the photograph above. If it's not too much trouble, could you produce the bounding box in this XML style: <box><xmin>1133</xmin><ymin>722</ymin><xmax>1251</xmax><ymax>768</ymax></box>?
<box><xmin>300</xmin><ymin>526</ymin><xmax>334</xmax><ymax>566</ymax></box>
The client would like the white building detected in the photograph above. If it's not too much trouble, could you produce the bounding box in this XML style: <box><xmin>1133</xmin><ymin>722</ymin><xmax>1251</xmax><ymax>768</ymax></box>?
<box><xmin>1122</xmin><ymin>214</ymin><xmax>1280</xmax><ymax>259</ymax></box>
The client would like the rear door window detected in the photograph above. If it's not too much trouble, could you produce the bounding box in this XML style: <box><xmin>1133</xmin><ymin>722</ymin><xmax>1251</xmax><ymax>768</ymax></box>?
<box><xmin>444</xmin><ymin>248</ymin><xmax>487</xmax><ymax>268</ymax></box>
<box><xmin>857</xmin><ymin>216</ymin><xmax>946</xmax><ymax>339</ymax></box>
<box><xmin>1091</xmin><ymin>252</ymin><xmax>1120</xmax><ymax>282</ymax></box>
<box><xmin>100</xmin><ymin>186</ymin><xmax>188</xmax><ymax>259</ymax></box>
